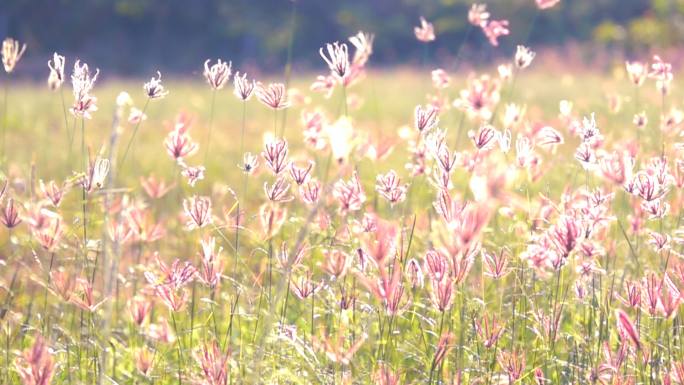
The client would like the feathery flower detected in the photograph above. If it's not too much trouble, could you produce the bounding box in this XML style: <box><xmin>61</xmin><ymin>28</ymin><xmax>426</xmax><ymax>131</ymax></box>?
<box><xmin>468</xmin><ymin>4</ymin><xmax>490</xmax><ymax>26</ymax></box>
<box><xmin>310</xmin><ymin>75</ymin><xmax>336</xmax><ymax>98</ymax></box>
<box><xmin>1</xmin><ymin>197</ymin><xmax>22</xmax><ymax>228</ymax></box>
<box><xmin>181</xmin><ymin>165</ymin><xmax>205</xmax><ymax>187</ymax></box>
<box><xmin>515</xmin><ymin>45</ymin><xmax>536</xmax><ymax>69</ymax></box>
<box><xmin>183</xmin><ymin>195</ymin><xmax>213</xmax><ymax>230</ymax></box>
<box><xmin>333</xmin><ymin>172</ymin><xmax>367</xmax><ymax>213</ymax></box>
<box><xmin>482</xmin><ymin>248</ymin><xmax>510</xmax><ymax>279</ymax></box>
<box><xmin>289</xmin><ymin>160</ymin><xmax>314</xmax><ymax>185</ymax></box>
<box><xmin>39</xmin><ymin>180</ymin><xmax>68</xmax><ymax>207</ymax></box>
<box><xmin>469</xmin><ymin>124</ymin><xmax>498</xmax><ymax>150</ymax></box>
<box><xmin>128</xmin><ymin>296</ymin><xmax>152</xmax><ymax>327</ymax></box>
<box><xmin>197</xmin><ymin>237</ymin><xmax>224</xmax><ymax>289</ymax></box>
<box><xmin>349</xmin><ymin>31</ymin><xmax>374</xmax><ymax>67</ymax></box>
<box><xmin>154</xmin><ymin>284</ymin><xmax>188</xmax><ymax>312</ymax></box>
<box><xmin>454</xmin><ymin>74</ymin><xmax>501</xmax><ymax>121</ymax></box>
<box><xmin>536</xmin><ymin>0</ymin><xmax>561</xmax><ymax>9</ymax></box>
<box><xmin>165</xmin><ymin>124</ymin><xmax>199</xmax><ymax>161</ymax></box>
<box><xmin>14</xmin><ymin>335</ymin><xmax>54</xmax><ymax>385</ymax></box>
<box><xmin>70</xmin><ymin>278</ymin><xmax>106</xmax><ymax>312</ymax></box>
<box><xmin>616</xmin><ymin>310</ymin><xmax>641</xmax><ymax>349</ymax></box>
<box><xmin>135</xmin><ymin>348</ymin><xmax>154</xmax><ymax>377</ymax></box>
<box><xmin>128</xmin><ymin>107</ymin><xmax>147</xmax><ymax>124</ymax></box>
<box><xmin>498</xmin><ymin>350</ymin><xmax>525</xmax><ymax>384</ymax></box>
<box><xmin>414</xmin><ymin>17</ymin><xmax>436</xmax><ymax>42</ymax></box>
<box><xmin>143</xmin><ymin>71</ymin><xmax>169</xmax><ymax>99</ymax></box>
<box><xmin>140</xmin><ymin>175</ymin><xmax>174</xmax><ymax>199</ymax></box>
<box><xmin>300</xmin><ymin>179</ymin><xmax>321</xmax><ymax>205</ymax></box>
<box><xmin>433</xmin><ymin>333</ymin><xmax>454</xmax><ymax>368</ymax></box>
<box><xmin>264</xmin><ymin>178</ymin><xmax>294</xmax><ymax>203</ymax></box>
<box><xmin>233</xmin><ymin>71</ymin><xmax>255</xmax><ymax>101</ymax></box>
<box><xmin>2</xmin><ymin>37</ymin><xmax>26</xmax><ymax>73</ymax></box>
<box><xmin>194</xmin><ymin>341</ymin><xmax>230</xmax><ymax>385</ymax></box>
<box><xmin>82</xmin><ymin>157</ymin><xmax>110</xmax><ymax>192</ymax></box>
<box><xmin>498</xmin><ymin>63</ymin><xmax>513</xmax><ymax>81</ymax></box>
<box><xmin>259</xmin><ymin>203</ymin><xmax>287</xmax><ymax>238</ymax></box>
<box><xmin>322</xmin><ymin>248</ymin><xmax>352</xmax><ymax>279</ymax></box>
<box><xmin>415</xmin><ymin>104</ymin><xmax>439</xmax><ymax>132</ymax></box>
<box><xmin>625</xmin><ymin>61</ymin><xmax>647</xmax><ymax>86</ymax></box>
<box><xmin>290</xmin><ymin>269</ymin><xmax>321</xmax><ymax>299</ymax></box>
<box><xmin>375</xmin><ymin>170</ymin><xmax>408</xmax><ymax>205</ymax></box>
<box><xmin>35</xmin><ymin>217</ymin><xmax>63</xmax><ymax>252</ymax></box>
<box><xmin>256</xmin><ymin>82</ymin><xmax>290</xmax><ymax>110</ymax></box>
<box><xmin>476</xmin><ymin>314</ymin><xmax>505</xmax><ymax>349</ymax></box>
<box><xmin>314</xmin><ymin>330</ymin><xmax>367</xmax><ymax>365</ymax></box>
<box><xmin>70</xmin><ymin>60</ymin><xmax>99</xmax><ymax>118</ymax></box>
<box><xmin>145</xmin><ymin>253</ymin><xmax>197</xmax><ymax>289</ymax></box>
<box><xmin>262</xmin><ymin>138</ymin><xmax>290</xmax><ymax>175</ymax></box>
<box><xmin>320</xmin><ymin>42</ymin><xmax>350</xmax><ymax>80</ymax></box>
<box><xmin>431</xmin><ymin>69</ymin><xmax>451</xmax><ymax>89</ymax></box>
<box><xmin>649</xmin><ymin>55</ymin><xmax>673</xmax><ymax>82</ymax></box>
<box><xmin>406</xmin><ymin>258</ymin><xmax>424</xmax><ymax>289</ymax></box>
<box><xmin>204</xmin><ymin>59</ymin><xmax>232</xmax><ymax>90</ymax></box>
<box><xmin>429</xmin><ymin>276</ymin><xmax>454</xmax><ymax>312</ymax></box>
<box><xmin>481</xmin><ymin>19</ymin><xmax>510</xmax><ymax>46</ymax></box>
<box><xmin>536</xmin><ymin>126</ymin><xmax>564</xmax><ymax>148</ymax></box>
<box><xmin>47</xmin><ymin>52</ymin><xmax>65</xmax><ymax>91</ymax></box>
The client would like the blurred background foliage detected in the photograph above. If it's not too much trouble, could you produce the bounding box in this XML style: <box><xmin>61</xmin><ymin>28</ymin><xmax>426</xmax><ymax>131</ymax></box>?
<box><xmin>0</xmin><ymin>0</ymin><xmax>681</xmax><ymax>76</ymax></box>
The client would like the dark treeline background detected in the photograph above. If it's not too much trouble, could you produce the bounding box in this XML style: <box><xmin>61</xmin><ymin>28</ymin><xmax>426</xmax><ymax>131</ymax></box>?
<box><xmin>0</xmin><ymin>0</ymin><xmax>680</xmax><ymax>77</ymax></box>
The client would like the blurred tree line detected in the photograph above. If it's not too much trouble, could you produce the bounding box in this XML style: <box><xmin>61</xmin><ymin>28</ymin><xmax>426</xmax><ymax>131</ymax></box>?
<box><xmin>0</xmin><ymin>0</ymin><xmax>679</xmax><ymax>76</ymax></box>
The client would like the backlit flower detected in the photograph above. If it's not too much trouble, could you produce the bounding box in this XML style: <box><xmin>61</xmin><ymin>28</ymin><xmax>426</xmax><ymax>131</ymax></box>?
<box><xmin>144</xmin><ymin>71</ymin><xmax>169</xmax><ymax>99</ymax></box>
<box><xmin>320</xmin><ymin>42</ymin><xmax>350</xmax><ymax>80</ymax></box>
<box><xmin>47</xmin><ymin>52</ymin><xmax>65</xmax><ymax>90</ymax></box>
<box><xmin>183</xmin><ymin>195</ymin><xmax>212</xmax><ymax>230</ymax></box>
<box><xmin>204</xmin><ymin>59</ymin><xmax>232</xmax><ymax>90</ymax></box>
<box><xmin>2</xmin><ymin>37</ymin><xmax>26</xmax><ymax>73</ymax></box>
<box><xmin>414</xmin><ymin>17</ymin><xmax>436</xmax><ymax>42</ymax></box>
<box><xmin>468</xmin><ymin>4</ymin><xmax>490</xmax><ymax>26</ymax></box>
<box><xmin>515</xmin><ymin>45</ymin><xmax>535</xmax><ymax>69</ymax></box>
<box><xmin>481</xmin><ymin>20</ymin><xmax>509</xmax><ymax>46</ymax></box>
<box><xmin>233</xmin><ymin>71</ymin><xmax>255</xmax><ymax>101</ymax></box>
<box><xmin>256</xmin><ymin>82</ymin><xmax>290</xmax><ymax>110</ymax></box>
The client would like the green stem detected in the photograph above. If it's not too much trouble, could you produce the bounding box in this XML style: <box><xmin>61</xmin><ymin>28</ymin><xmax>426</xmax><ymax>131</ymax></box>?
<box><xmin>118</xmin><ymin>98</ymin><xmax>150</xmax><ymax>170</ymax></box>
<box><xmin>2</xmin><ymin>78</ymin><xmax>8</xmax><ymax>169</ymax></box>
<box><xmin>170</xmin><ymin>312</ymin><xmax>183</xmax><ymax>385</ymax></box>
<box><xmin>204</xmin><ymin>89</ymin><xmax>217</xmax><ymax>164</ymax></box>
<box><xmin>81</xmin><ymin>119</ymin><xmax>88</xmax><ymax>271</ymax></box>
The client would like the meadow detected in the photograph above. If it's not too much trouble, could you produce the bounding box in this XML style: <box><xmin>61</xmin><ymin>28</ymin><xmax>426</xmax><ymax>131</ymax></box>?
<box><xmin>2</xmin><ymin>9</ymin><xmax>684</xmax><ymax>385</ymax></box>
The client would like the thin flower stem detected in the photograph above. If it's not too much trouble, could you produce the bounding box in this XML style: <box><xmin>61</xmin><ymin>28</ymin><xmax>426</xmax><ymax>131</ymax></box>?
<box><xmin>236</xmin><ymin>100</ymin><xmax>247</xmax><ymax>281</ymax></box>
<box><xmin>272</xmin><ymin>109</ymin><xmax>278</xmax><ymax>138</ymax></box>
<box><xmin>661</xmin><ymin>91</ymin><xmax>666</xmax><ymax>158</ymax></box>
<box><xmin>203</xmin><ymin>89</ymin><xmax>217</xmax><ymax>164</ymax></box>
<box><xmin>428</xmin><ymin>310</ymin><xmax>447</xmax><ymax>385</ymax></box>
<box><xmin>118</xmin><ymin>97</ymin><xmax>150</xmax><ymax>170</ymax></box>
<box><xmin>240</xmin><ymin>100</ymin><xmax>247</xmax><ymax>158</ymax></box>
<box><xmin>342</xmin><ymin>84</ymin><xmax>348</xmax><ymax>117</ymax></box>
<box><xmin>81</xmin><ymin>118</ymin><xmax>88</xmax><ymax>271</ymax></box>
<box><xmin>60</xmin><ymin>87</ymin><xmax>72</xmax><ymax>166</ymax></box>
<box><xmin>634</xmin><ymin>85</ymin><xmax>640</xmax><ymax>143</ymax></box>
<box><xmin>310</xmin><ymin>291</ymin><xmax>315</xmax><ymax>343</ymax></box>
<box><xmin>268</xmin><ymin>239</ymin><xmax>273</xmax><ymax>304</ymax></box>
<box><xmin>279</xmin><ymin>272</ymin><xmax>292</xmax><ymax>326</ymax></box>
<box><xmin>2</xmin><ymin>78</ymin><xmax>8</xmax><ymax>169</ymax></box>
<box><xmin>170</xmin><ymin>312</ymin><xmax>183</xmax><ymax>385</ymax></box>
<box><xmin>42</xmin><ymin>252</ymin><xmax>56</xmax><ymax>335</ymax></box>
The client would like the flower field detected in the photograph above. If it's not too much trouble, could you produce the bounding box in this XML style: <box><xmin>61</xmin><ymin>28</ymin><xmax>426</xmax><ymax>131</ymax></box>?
<box><xmin>2</xmin><ymin>2</ymin><xmax>684</xmax><ymax>384</ymax></box>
